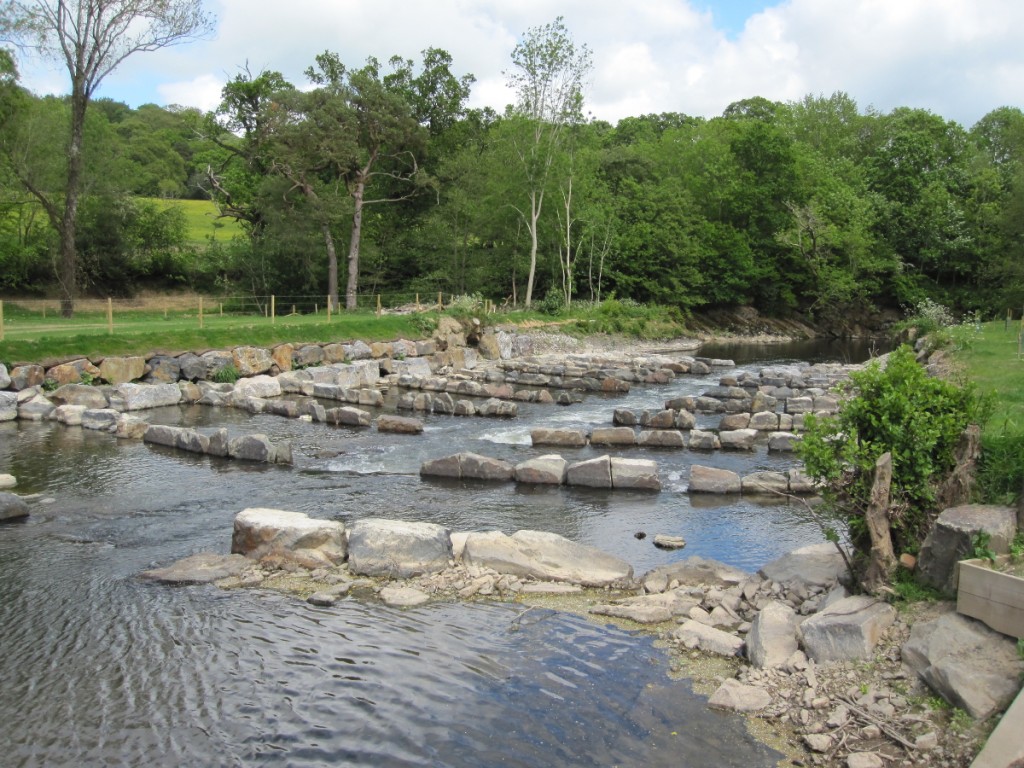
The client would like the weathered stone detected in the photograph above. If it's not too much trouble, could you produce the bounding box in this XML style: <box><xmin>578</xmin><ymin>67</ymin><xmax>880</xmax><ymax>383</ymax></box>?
<box><xmin>708</xmin><ymin>678</ymin><xmax>772</xmax><ymax>712</ymax></box>
<box><xmin>344</xmin><ymin>340</ymin><xmax>373</xmax><ymax>360</ymax></box>
<box><xmin>376</xmin><ymin>415</ymin><xmax>424</xmax><ymax>434</ymax></box>
<box><xmin>0</xmin><ymin>492</ymin><xmax>30</xmax><ymax>521</ymax></box>
<box><xmin>531</xmin><ymin>428</ymin><xmax>587</xmax><ymax>447</ymax></box>
<box><xmin>687</xmin><ymin>429</ymin><xmax>721</xmax><ymax>450</ymax></box>
<box><xmin>270</xmin><ymin>344</ymin><xmax>293</xmax><ymax>372</ymax></box>
<box><xmin>748</xmin><ymin>411</ymin><xmax>780</xmax><ymax>431</ymax></box>
<box><xmin>347</xmin><ymin>518</ymin><xmax>451</xmax><ymax>578</ymax></box>
<box><xmin>642</xmin><ymin>557</ymin><xmax>749</xmax><ymax>592</ymax></box>
<box><xmin>115</xmin><ymin>414</ymin><xmax>148</xmax><ymax>440</ymax></box>
<box><xmin>0</xmin><ymin>392</ymin><xmax>18</xmax><ymax>422</ymax></box>
<box><xmin>177</xmin><ymin>353</ymin><xmax>206</xmax><ymax>381</ymax></box>
<box><xmin>228</xmin><ymin>434</ymin><xmax>276</xmax><ymax>463</ymax></box>
<box><xmin>637</xmin><ymin>429</ymin><xmax>685</xmax><ymax>448</ymax></box>
<box><xmin>477</xmin><ymin>333</ymin><xmax>502</xmax><ymax>360</ymax></box>
<box><xmin>917</xmin><ymin>504</ymin><xmax>1018</xmax><ymax>594</ymax></box>
<box><xmin>476</xmin><ymin>397</ymin><xmax>517</xmax><ymax>418</ymax></box>
<box><xmin>786</xmin><ymin>396</ymin><xmax>814</xmax><ymax>414</ymax></box>
<box><xmin>0</xmin><ymin>363</ymin><xmax>8</xmax><ymax>390</ymax></box>
<box><xmin>46</xmin><ymin>359</ymin><xmax>100</xmax><ymax>386</ymax></box>
<box><xmin>146</xmin><ymin>355</ymin><xmax>182</xmax><ymax>383</ymax></box>
<box><xmin>97</xmin><ymin>356</ymin><xmax>146</xmax><ymax>385</ymax></box>
<box><xmin>720</xmin><ymin>428</ymin><xmax>757</xmax><ymax>450</ymax></box>
<box><xmin>232</xmin><ymin>346</ymin><xmax>273</xmax><ymax>376</ymax></box>
<box><xmin>8</xmin><ymin>364</ymin><xmax>44</xmax><ymax>390</ymax></box>
<box><xmin>232</xmin><ymin>508</ymin><xmax>346</xmax><ymax>569</ymax></box>
<box><xmin>420</xmin><ymin>454</ymin><xmax>463</xmax><ymax>478</ymax></box>
<box><xmin>846</xmin><ymin>754</ymin><xmax>884</xmax><ymax>768</ymax></box>
<box><xmin>324</xmin><ymin>406</ymin><xmax>372</xmax><ymax>427</ymax></box>
<box><xmin>113</xmin><ymin>382</ymin><xmax>181</xmax><ymax>411</ymax></box>
<box><xmin>567</xmin><ymin>456</ymin><xmax>612</xmax><ymax>488</ymax></box>
<box><xmin>17</xmin><ymin>393</ymin><xmax>55</xmax><ymax>421</ymax></box>
<box><xmin>760</xmin><ymin>542</ymin><xmax>849</xmax><ymax>591</ymax></box>
<box><xmin>902</xmin><ymin>611</ymin><xmax>1024</xmax><ymax>719</ymax></box>
<box><xmin>613</xmin><ymin>408</ymin><xmax>637</xmax><ymax>426</ymax></box>
<box><xmin>514</xmin><ymin>455</ymin><xmax>568</xmax><ymax>485</ymax></box>
<box><xmin>673</xmin><ymin>620</ymin><xmax>744</xmax><ymax>656</ymax></box>
<box><xmin>81</xmin><ymin>408</ymin><xmax>119</xmax><ymax>431</ymax></box>
<box><xmin>379</xmin><ymin>586</ymin><xmax>432</xmax><ymax>607</ymax></box>
<box><xmin>652</xmin><ymin>534</ymin><xmax>686</xmax><ymax>550</ymax></box>
<box><xmin>175</xmin><ymin>428</ymin><xmax>209</xmax><ymax>453</ymax></box>
<box><xmin>719</xmin><ymin>413</ymin><xmax>751</xmax><ymax>430</ymax></box>
<box><xmin>0</xmin><ymin>474</ymin><xmax>16</xmax><ymax>490</ymax></box>
<box><xmin>232</xmin><ymin>374</ymin><xmax>282</xmax><ymax>400</ymax></box>
<box><xmin>460</xmin><ymin>452</ymin><xmax>514</xmax><ymax>482</ymax></box>
<box><xmin>747</xmin><ymin>601</ymin><xmax>799</xmax><ymax>668</ymax></box>
<box><xmin>688</xmin><ymin>465</ymin><xmax>741</xmax><ymax>494</ymax></box>
<box><xmin>293</xmin><ymin>344</ymin><xmax>325</xmax><ymax>367</ymax></box>
<box><xmin>589</xmin><ymin>426</ymin><xmax>636</xmax><ymax>446</ymax></box>
<box><xmin>800</xmin><ymin>595</ymin><xmax>896</xmax><ymax>663</ymax></box>
<box><xmin>741</xmin><ymin>471</ymin><xmax>789</xmax><ymax>496</ymax></box>
<box><xmin>54</xmin><ymin>404</ymin><xmax>86</xmax><ymax>425</ymax></box>
<box><xmin>642</xmin><ymin>409</ymin><xmax>677</xmax><ymax>429</ymax></box>
<box><xmin>768</xmin><ymin>431</ymin><xmax>799</xmax><ymax>452</ymax></box>
<box><xmin>143</xmin><ymin>424</ymin><xmax>182</xmax><ymax>447</ymax></box>
<box><xmin>206</xmin><ymin>428</ymin><xmax>229</xmax><ymax>457</ymax></box>
<box><xmin>141</xmin><ymin>553</ymin><xmax>250</xmax><ymax>584</ymax></box>
<box><xmin>610</xmin><ymin>457</ymin><xmax>661</xmax><ymax>491</ymax></box>
<box><xmin>462</xmin><ymin>529</ymin><xmax>633</xmax><ymax>587</ymax></box>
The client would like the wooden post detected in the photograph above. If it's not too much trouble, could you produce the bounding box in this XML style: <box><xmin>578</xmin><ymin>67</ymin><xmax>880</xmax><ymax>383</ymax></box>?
<box><xmin>416</xmin><ymin>293</ymin><xmax>420</xmax><ymax>311</ymax></box>
<box><xmin>327</xmin><ymin>295</ymin><xmax>332</xmax><ymax>323</ymax></box>
<box><xmin>438</xmin><ymin>292</ymin><xmax>443</xmax><ymax>310</ymax></box>
<box><xmin>199</xmin><ymin>297</ymin><xmax>204</xmax><ymax>329</ymax></box>
<box><xmin>376</xmin><ymin>294</ymin><xmax>382</xmax><ymax>318</ymax></box>
<box><xmin>107</xmin><ymin>298</ymin><xmax>113</xmax><ymax>335</ymax></box>
<box><xmin>271</xmin><ymin>295</ymin><xmax>276</xmax><ymax>324</ymax></box>
<box><xmin>0</xmin><ymin>300</ymin><xmax>4</xmax><ymax>342</ymax></box>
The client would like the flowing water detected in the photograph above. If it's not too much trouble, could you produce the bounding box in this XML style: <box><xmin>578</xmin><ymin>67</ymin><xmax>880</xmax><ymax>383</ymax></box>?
<box><xmin>0</xmin><ymin>340</ymin><xmax>878</xmax><ymax>767</ymax></box>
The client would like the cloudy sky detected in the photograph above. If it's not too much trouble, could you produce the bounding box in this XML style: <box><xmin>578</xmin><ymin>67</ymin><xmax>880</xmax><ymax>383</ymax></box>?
<box><xmin>11</xmin><ymin>0</ymin><xmax>1024</xmax><ymax>128</ymax></box>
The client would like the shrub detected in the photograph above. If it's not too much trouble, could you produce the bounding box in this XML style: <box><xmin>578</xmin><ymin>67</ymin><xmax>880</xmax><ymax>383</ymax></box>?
<box><xmin>797</xmin><ymin>345</ymin><xmax>989</xmax><ymax>557</ymax></box>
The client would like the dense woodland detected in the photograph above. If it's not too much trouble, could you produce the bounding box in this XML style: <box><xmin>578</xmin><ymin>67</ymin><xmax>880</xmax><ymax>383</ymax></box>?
<box><xmin>3</xmin><ymin>20</ymin><xmax>1024</xmax><ymax>328</ymax></box>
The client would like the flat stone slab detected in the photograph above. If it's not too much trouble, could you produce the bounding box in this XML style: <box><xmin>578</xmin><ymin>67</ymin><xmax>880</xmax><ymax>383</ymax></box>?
<box><xmin>642</xmin><ymin>556</ymin><xmax>749</xmax><ymax>593</ymax></box>
<box><xmin>708</xmin><ymin>678</ymin><xmax>772</xmax><ymax>712</ymax></box>
<box><xmin>590</xmin><ymin>591</ymin><xmax>698</xmax><ymax>624</ymax></box>
<box><xmin>688</xmin><ymin>465</ymin><xmax>740</xmax><ymax>494</ymax></box>
<box><xmin>610</xmin><ymin>457</ymin><xmax>660</xmax><ymax>491</ymax></box>
<box><xmin>514</xmin><ymin>455</ymin><xmax>568</xmax><ymax>485</ymax></box>
<box><xmin>379</xmin><ymin>586</ymin><xmax>432</xmax><ymax>607</ymax></box>
<box><xmin>566</xmin><ymin>456</ymin><xmax>612</xmax><ymax>489</ymax></box>
<box><xmin>530</xmin><ymin>428</ymin><xmax>587</xmax><ymax>447</ymax></box>
<box><xmin>673</xmin><ymin>620</ymin><xmax>744</xmax><ymax>656</ymax></box>
<box><xmin>917</xmin><ymin>504</ymin><xmax>1018</xmax><ymax>594</ymax></box>
<box><xmin>800</xmin><ymin>595</ymin><xmax>896</xmax><ymax>663</ymax></box>
<box><xmin>759</xmin><ymin>542</ymin><xmax>849</xmax><ymax>591</ymax></box>
<box><xmin>141</xmin><ymin>552</ymin><xmax>250</xmax><ymax>584</ymax></box>
<box><xmin>902</xmin><ymin>611</ymin><xmax>1024</xmax><ymax>719</ymax></box>
<box><xmin>347</xmin><ymin>518</ymin><xmax>452</xmax><ymax>579</ymax></box>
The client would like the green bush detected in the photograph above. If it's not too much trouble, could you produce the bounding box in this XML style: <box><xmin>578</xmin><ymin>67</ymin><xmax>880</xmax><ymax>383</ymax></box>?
<box><xmin>797</xmin><ymin>345</ymin><xmax>989</xmax><ymax>556</ymax></box>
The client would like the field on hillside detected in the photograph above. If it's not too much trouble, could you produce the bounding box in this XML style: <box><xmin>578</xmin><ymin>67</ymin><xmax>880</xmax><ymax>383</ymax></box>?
<box><xmin>147</xmin><ymin>198</ymin><xmax>244</xmax><ymax>245</ymax></box>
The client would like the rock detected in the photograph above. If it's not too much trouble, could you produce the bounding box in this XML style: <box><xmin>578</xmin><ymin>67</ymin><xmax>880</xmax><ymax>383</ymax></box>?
<box><xmin>748</xmin><ymin>411</ymin><xmax>780</xmax><ymax>431</ymax></box>
<box><xmin>787</xmin><ymin>467</ymin><xmax>816</xmax><ymax>495</ymax></box>
<box><xmin>115</xmin><ymin>414</ymin><xmax>148</xmax><ymax>440</ymax></box>
<box><xmin>708</xmin><ymin>678</ymin><xmax>772</xmax><ymax>712</ymax></box>
<box><xmin>143</xmin><ymin>424</ymin><xmax>183</xmax><ymax>448</ymax></box>
<box><xmin>641</xmin><ymin>409</ymin><xmax>677</xmax><ymax>429</ymax></box>
<box><xmin>916</xmin><ymin>504</ymin><xmax>1018</xmax><ymax>594</ymax></box>
<box><xmin>146</xmin><ymin>355</ymin><xmax>181</xmax><ymax>383</ymax></box>
<box><xmin>347</xmin><ymin>518</ymin><xmax>452</xmax><ymax>578</ymax></box>
<box><xmin>376</xmin><ymin>415</ymin><xmax>424</xmax><ymax>434</ymax></box>
<box><xmin>98</xmin><ymin>356</ymin><xmax>146</xmax><ymax>385</ymax></box>
<box><xmin>232</xmin><ymin>374</ymin><xmax>282</xmax><ymax>400</ymax></box>
<box><xmin>846</xmin><ymin>754</ymin><xmax>884</xmax><ymax>768</ymax></box>
<box><xmin>637</xmin><ymin>429</ymin><xmax>685</xmax><ymax>448</ymax></box>
<box><xmin>514</xmin><ymin>455</ymin><xmax>568</xmax><ymax>485</ymax></box>
<box><xmin>324</xmin><ymin>406</ymin><xmax>371</xmax><ymax>427</ymax></box>
<box><xmin>673</xmin><ymin>620</ymin><xmax>744</xmax><ymax>656</ymax></box>
<box><xmin>460</xmin><ymin>453</ymin><xmax>514</xmax><ymax>482</ymax></box>
<box><xmin>800</xmin><ymin>595</ymin><xmax>896</xmax><ymax>663</ymax></box>
<box><xmin>462</xmin><ymin>529</ymin><xmax>633</xmax><ymax>587</ymax></box>
<box><xmin>0</xmin><ymin>392</ymin><xmax>17</xmax><ymax>421</ymax></box>
<box><xmin>0</xmin><ymin>492</ymin><xmax>30</xmax><ymax>521</ymax></box>
<box><xmin>49</xmin><ymin>383</ymin><xmax>109</xmax><ymax>409</ymax></box>
<box><xmin>687</xmin><ymin>429</ymin><xmax>721</xmax><ymax>450</ymax></box>
<box><xmin>232</xmin><ymin>346</ymin><xmax>273</xmax><ymax>376</ymax></box>
<box><xmin>613</xmin><ymin>408</ymin><xmax>637</xmax><ymax>426</ymax></box>
<box><xmin>141</xmin><ymin>553</ymin><xmax>250</xmax><ymax>584</ymax></box>
<box><xmin>227</xmin><ymin>434</ymin><xmax>277</xmax><ymax>463</ymax></box>
<box><xmin>46</xmin><ymin>359</ymin><xmax>100</xmax><ymax>386</ymax></box>
<box><xmin>746</xmin><ymin>601</ymin><xmax>798</xmax><ymax>668</ymax></box>
<box><xmin>113</xmin><ymin>382</ymin><xmax>182</xmax><ymax>411</ymax></box>
<box><xmin>232</xmin><ymin>508</ymin><xmax>347</xmax><ymax>569</ymax></box>
<box><xmin>652</xmin><ymin>534</ymin><xmax>686</xmax><ymax>550</ymax></box>
<box><xmin>271</xmin><ymin>343</ymin><xmax>293</xmax><ymax>372</ymax></box>
<box><xmin>420</xmin><ymin>454</ymin><xmax>463</xmax><ymax>478</ymax></box>
<box><xmin>610</xmin><ymin>457</ymin><xmax>660</xmax><ymax>491</ymax></box>
<box><xmin>902</xmin><ymin>611</ymin><xmax>1024</xmax><ymax>719</ymax></box>
<box><xmin>803</xmin><ymin>734</ymin><xmax>833</xmax><ymax>753</ymax></box>
<box><xmin>17</xmin><ymin>393</ymin><xmax>55</xmax><ymax>421</ymax></box>
<box><xmin>293</xmin><ymin>344</ymin><xmax>325</xmax><ymax>368</ymax></box>
<box><xmin>7</xmin><ymin>364</ymin><xmax>45</xmax><ymax>390</ymax></box>
<box><xmin>719</xmin><ymin>413</ymin><xmax>751</xmax><ymax>430</ymax></box>
<box><xmin>379</xmin><ymin>586</ymin><xmax>432</xmax><ymax>607</ymax></box>
<box><xmin>531</xmin><ymin>428</ymin><xmax>587</xmax><ymax>447</ymax></box>
<box><xmin>768</xmin><ymin>431</ymin><xmax>800</xmax><ymax>452</ymax></box>
<box><xmin>0</xmin><ymin>363</ymin><xmax>8</xmax><ymax>390</ymax></box>
<box><xmin>566</xmin><ymin>456</ymin><xmax>612</xmax><ymax>488</ymax></box>
<box><xmin>688</xmin><ymin>465</ymin><xmax>741</xmax><ymax>494</ymax></box>
<box><xmin>81</xmin><ymin>408</ymin><xmax>119</xmax><ymax>431</ymax></box>
<box><xmin>0</xmin><ymin>474</ymin><xmax>15</xmax><ymax>490</ymax></box>
<box><xmin>719</xmin><ymin>428</ymin><xmax>757</xmax><ymax>450</ymax></box>
<box><xmin>642</xmin><ymin>557</ymin><xmax>749</xmax><ymax>592</ymax></box>
<box><xmin>759</xmin><ymin>542</ymin><xmax>849</xmax><ymax>591</ymax></box>
<box><xmin>476</xmin><ymin>397</ymin><xmax>516</xmax><ymax>418</ymax></box>
<box><xmin>741</xmin><ymin>471</ymin><xmax>789</xmax><ymax>495</ymax></box>
<box><xmin>54</xmin><ymin>404</ymin><xmax>86</xmax><ymax>425</ymax></box>
<box><xmin>589</xmin><ymin>427</ymin><xmax>636</xmax><ymax>446</ymax></box>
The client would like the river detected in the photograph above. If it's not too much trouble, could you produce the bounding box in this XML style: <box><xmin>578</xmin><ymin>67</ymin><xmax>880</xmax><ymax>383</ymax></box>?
<box><xmin>0</xmin><ymin>339</ymin><xmax>879</xmax><ymax>767</ymax></box>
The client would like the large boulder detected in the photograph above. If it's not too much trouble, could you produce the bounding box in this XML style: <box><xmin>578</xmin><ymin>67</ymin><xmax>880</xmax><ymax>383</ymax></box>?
<box><xmin>0</xmin><ymin>363</ymin><xmax>9</xmax><ymax>390</ymax></box>
<box><xmin>347</xmin><ymin>518</ymin><xmax>451</xmax><ymax>578</ymax></box>
<box><xmin>641</xmin><ymin>556</ymin><xmax>749</xmax><ymax>593</ymax></box>
<box><xmin>741</xmin><ymin>471</ymin><xmax>789</xmax><ymax>496</ymax></box>
<box><xmin>590</xmin><ymin>591</ymin><xmax>699</xmax><ymax>624</ymax></box>
<box><xmin>610</xmin><ymin>457</ymin><xmax>660</xmax><ymax>491</ymax></box>
<box><xmin>759</xmin><ymin>542</ymin><xmax>849</xmax><ymax>592</ymax></box>
<box><xmin>227</xmin><ymin>434</ymin><xmax>277</xmax><ymax>463</ymax></box>
<box><xmin>916</xmin><ymin>504</ymin><xmax>1018</xmax><ymax>594</ymax></box>
<box><xmin>902</xmin><ymin>611</ymin><xmax>1024</xmax><ymax>719</ymax></box>
<box><xmin>589</xmin><ymin>427</ymin><xmax>636</xmax><ymax>446</ymax></box>
<box><xmin>514</xmin><ymin>455</ymin><xmax>568</xmax><ymax>485</ymax></box>
<box><xmin>531</xmin><ymin>428</ymin><xmax>587</xmax><ymax>447</ymax></box>
<box><xmin>81</xmin><ymin>408</ymin><xmax>119</xmax><ymax>432</ymax></box>
<box><xmin>719</xmin><ymin>428</ymin><xmax>757</xmax><ymax>450</ymax></box>
<box><xmin>113</xmin><ymin>382</ymin><xmax>181</xmax><ymax>411</ymax></box>
<box><xmin>49</xmin><ymin>384</ymin><xmax>109</xmax><ymax>409</ymax></box>
<box><xmin>8</xmin><ymin>364</ymin><xmax>44</xmax><ymax>390</ymax></box>
<box><xmin>376</xmin><ymin>415</ymin><xmax>424</xmax><ymax>434</ymax></box>
<box><xmin>232</xmin><ymin>346</ymin><xmax>273</xmax><ymax>376</ymax></box>
<box><xmin>146</xmin><ymin>355</ymin><xmax>181</xmax><ymax>383</ymax></box>
<box><xmin>141</xmin><ymin>553</ymin><xmax>250</xmax><ymax>584</ymax></box>
<box><xmin>673</xmin><ymin>620</ymin><xmax>744</xmax><ymax>657</ymax></box>
<box><xmin>0</xmin><ymin>492</ymin><xmax>30</xmax><ymax>521</ymax></box>
<box><xmin>688</xmin><ymin>465</ymin><xmax>740</xmax><ymax>494</ymax></box>
<box><xmin>98</xmin><ymin>356</ymin><xmax>146</xmax><ymax>385</ymax></box>
<box><xmin>746</xmin><ymin>601</ymin><xmax>799</xmax><ymax>668</ymax></box>
<box><xmin>637</xmin><ymin>429</ymin><xmax>685</xmax><ymax>448</ymax></box>
<box><xmin>686</xmin><ymin>429</ymin><xmax>721</xmax><ymax>450</ymax></box>
<box><xmin>460</xmin><ymin>453</ymin><xmax>514</xmax><ymax>482</ymax></box>
<box><xmin>799</xmin><ymin>595</ymin><xmax>896</xmax><ymax>663</ymax></box>
<box><xmin>566</xmin><ymin>455</ymin><xmax>612</xmax><ymax>488</ymax></box>
<box><xmin>461</xmin><ymin>529</ymin><xmax>633</xmax><ymax>587</ymax></box>
<box><xmin>0</xmin><ymin>392</ymin><xmax>17</xmax><ymax>421</ymax></box>
<box><xmin>17</xmin><ymin>393</ymin><xmax>55</xmax><ymax>421</ymax></box>
<box><xmin>46</xmin><ymin>358</ymin><xmax>100</xmax><ymax>386</ymax></box>
<box><xmin>708</xmin><ymin>678</ymin><xmax>773</xmax><ymax>712</ymax></box>
<box><xmin>232</xmin><ymin>508</ymin><xmax>346</xmax><ymax>569</ymax></box>
<box><xmin>232</xmin><ymin>375</ymin><xmax>282</xmax><ymax>400</ymax></box>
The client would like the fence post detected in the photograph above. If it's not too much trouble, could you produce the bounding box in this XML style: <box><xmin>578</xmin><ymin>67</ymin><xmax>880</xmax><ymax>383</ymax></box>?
<box><xmin>327</xmin><ymin>295</ymin><xmax>332</xmax><ymax>323</ymax></box>
<box><xmin>0</xmin><ymin>300</ymin><xmax>4</xmax><ymax>342</ymax></box>
<box><xmin>271</xmin><ymin>295</ymin><xmax>276</xmax><ymax>324</ymax></box>
<box><xmin>376</xmin><ymin>294</ymin><xmax>382</xmax><ymax>318</ymax></box>
<box><xmin>199</xmin><ymin>297</ymin><xmax>204</xmax><ymax>329</ymax></box>
<box><xmin>107</xmin><ymin>298</ymin><xmax>113</xmax><ymax>335</ymax></box>
<box><xmin>415</xmin><ymin>293</ymin><xmax>420</xmax><ymax>311</ymax></box>
<box><xmin>437</xmin><ymin>292</ymin><xmax>442</xmax><ymax>310</ymax></box>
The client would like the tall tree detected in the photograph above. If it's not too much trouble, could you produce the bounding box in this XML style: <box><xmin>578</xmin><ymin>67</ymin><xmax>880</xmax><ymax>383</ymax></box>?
<box><xmin>1</xmin><ymin>0</ymin><xmax>212</xmax><ymax>315</ymax></box>
<box><xmin>504</xmin><ymin>16</ymin><xmax>592</xmax><ymax>307</ymax></box>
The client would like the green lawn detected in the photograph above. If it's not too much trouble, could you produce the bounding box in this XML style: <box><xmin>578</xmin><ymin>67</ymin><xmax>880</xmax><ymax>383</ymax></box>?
<box><xmin>147</xmin><ymin>197</ymin><xmax>244</xmax><ymax>246</ymax></box>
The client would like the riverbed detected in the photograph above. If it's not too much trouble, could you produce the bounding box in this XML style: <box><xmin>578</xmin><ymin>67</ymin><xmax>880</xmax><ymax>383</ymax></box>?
<box><xmin>0</xmin><ymin>339</ymin><xmax>874</xmax><ymax>767</ymax></box>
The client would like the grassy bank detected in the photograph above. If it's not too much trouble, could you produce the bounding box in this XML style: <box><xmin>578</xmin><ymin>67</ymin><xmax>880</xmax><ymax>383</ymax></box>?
<box><xmin>952</xmin><ymin>321</ymin><xmax>1024</xmax><ymax>504</ymax></box>
<box><xmin>147</xmin><ymin>198</ymin><xmax>244</xmax><ymax>246</ymax></box>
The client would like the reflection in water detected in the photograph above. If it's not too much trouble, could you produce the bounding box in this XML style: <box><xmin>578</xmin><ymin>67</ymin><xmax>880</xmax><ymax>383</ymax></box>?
<box><xmin>0</xmin><ymin>349</ymin><xmax>864</xmax><ymax>766</ymax></box>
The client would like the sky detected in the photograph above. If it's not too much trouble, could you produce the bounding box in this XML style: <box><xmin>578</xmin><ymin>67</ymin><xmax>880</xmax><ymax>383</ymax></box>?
<box><xmin>9</xmin><ymin>0</ymin><xmax>1024</xmax><ymax>129</ymax></box>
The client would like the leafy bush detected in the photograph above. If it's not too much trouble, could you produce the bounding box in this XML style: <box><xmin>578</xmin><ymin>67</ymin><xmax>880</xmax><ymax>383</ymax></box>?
<box><xmin>797</xmin><ymin>345</ymin><xmax>989</xmax><ymax>557</ymax></box>
<box><xmin>536</xmin><ymin>291</ymin><xmax>565</xmax><ymax>316</ymax></box>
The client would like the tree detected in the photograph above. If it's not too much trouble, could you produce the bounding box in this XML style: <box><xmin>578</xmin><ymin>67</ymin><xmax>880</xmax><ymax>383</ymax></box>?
<box><xmin>504</xmin><ymin>16</ymin><xmax>592</xmax><ymax>307</ymax></box>
<box><xmin>1</xmin><ymin>0</ymin><xmax>212</xmax><ymax>315</ymax></box>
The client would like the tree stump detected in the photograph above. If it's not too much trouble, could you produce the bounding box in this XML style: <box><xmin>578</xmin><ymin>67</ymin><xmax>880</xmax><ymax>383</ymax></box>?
<box><xmin>863</xmin><ymin>451</ymin><xmax>896</xmax><ymax>594</ymax></box>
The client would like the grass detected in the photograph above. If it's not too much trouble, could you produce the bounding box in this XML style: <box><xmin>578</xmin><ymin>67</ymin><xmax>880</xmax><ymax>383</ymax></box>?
<box><xmin>0</xmin><ymin>302</ymin><xmax>432</xmax><ymax>364</ymax></box>
<box><xmin>146</xmin><ymin>197</ymin><xmax>244</xmax><ymax>246</ymax></box>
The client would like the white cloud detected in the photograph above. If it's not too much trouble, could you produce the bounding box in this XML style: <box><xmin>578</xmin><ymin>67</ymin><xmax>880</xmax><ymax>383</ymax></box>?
<box><xmin>11</xmin><ymin>0</ymin><xmax>1024</xmax><ymax>128</ymax></box>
